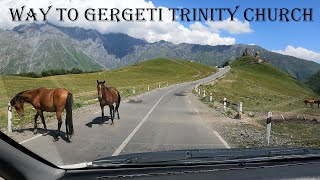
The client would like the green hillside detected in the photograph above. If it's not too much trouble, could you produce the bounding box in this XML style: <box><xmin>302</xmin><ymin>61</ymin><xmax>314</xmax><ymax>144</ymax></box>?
<box><xmin>0</xmin><ymin>58</ymin><xmax>216</xmax><ymax>129</ymax></box>
<box><xmin>201</xmin><ymin>55</ymin><xmax>319</xmax><ymax>115</ymax></box>
<box><xmin>304</xmin><ymin>71</ymin><xmax>320</xmax><ymax>95</ymax></box>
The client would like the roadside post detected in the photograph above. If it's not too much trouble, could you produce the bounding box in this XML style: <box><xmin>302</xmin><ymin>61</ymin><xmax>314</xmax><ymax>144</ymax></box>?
<box><xmin>236</xmin><ymin>102</ymin><xmax>243</xmax><ymax>119</ymax></box>
<box><xmin>209</xmin><ymin>93</ymin><xmax>213</xmax><ymax>102</ymax></box>
<box><xmin>265</xmin><ymin>111</ymin><xmax>272</xmax><ymax>146</ymax></box>
<box><xmin>133</xmin><ymin>87</ymin><xmax>136</xmax><ymax>94</ymax></box>
<box><xmin>147</xmin><ymin>85</ymin><xmax>150</xmax><ymax>91</ymax></box>
<box><xmin>198</xmin><ymin>89</ymin><xmax>201</xmax><ymax>96</ymax></box>
<box><xmin>158</xmin><ymin>83</ymin><xmax>161</xmax><ymax>88</ymax></box>
<box><xmin>203</xmin><ymin>90</ymin><xmax>206</xmax><ymax>98</ymax></box>
<box><xmin>8</xmin><ymin>102</ymin><xmax>12</xmax><ymax>133</ymax></box>
<box><xmin>223</xmin><ymin>97</ymin><xmax>227</xmax><ymax>110</ymax></box>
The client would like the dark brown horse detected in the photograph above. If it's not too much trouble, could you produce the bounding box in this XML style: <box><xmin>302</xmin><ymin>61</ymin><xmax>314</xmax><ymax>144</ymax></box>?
<box><xmin>10</xmin><ymin>88</ymin><xmax>74</xmax><ymax>141</ymax></box>
<box><xmin>304</xmin><ymin>99</ymin><xmax>316</xmax><ymax>108</ymax></box>
<box><xmin>97</xmin><ymin>80</ymin><xmax>121</xmax><ymax>125</ymax></box>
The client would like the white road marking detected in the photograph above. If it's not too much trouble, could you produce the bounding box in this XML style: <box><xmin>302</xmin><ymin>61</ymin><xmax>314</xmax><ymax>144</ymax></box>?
<box><xmin>19</xmin><ymin>134</ymin><xmax>43</xmax><ymax>144</ymax></box>
<box><xmin>112</xmin><ymin>86</ymin><xmax>182</xmax><ymax>156</ymax></box>
<box><xmin>213</xmin><ymin>131</ymin><xmax>231</xmax><ymax>149</ymax></box>
<box><xmin>188</xmin><ymin>100</ymin><xmax>191</xmax><ymax>104</ymax></box>
<box><xmin>194</xmin><ymin>109</ymin><xmax>199</xmax><ymax>113</ymax></box>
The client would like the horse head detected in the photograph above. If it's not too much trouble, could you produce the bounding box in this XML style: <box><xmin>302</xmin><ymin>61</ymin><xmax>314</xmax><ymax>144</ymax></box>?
<box><xmin>97</xmin><ymin>80</ymin><xmax>106</xmax><ymax>100</ymax></box>
<box><xmin>10</xmin><ymin>96</ymin><xmax>25</xmax><ymax>117</ymax></box>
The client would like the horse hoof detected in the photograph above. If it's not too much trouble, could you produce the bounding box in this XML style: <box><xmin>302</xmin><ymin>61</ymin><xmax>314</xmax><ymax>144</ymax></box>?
<box><xmin>34</xmin><ymin>130</ymin><xmax>37</xmax><ymax>134</ymax></box>
<box><xmin>53</xmin><ymin>138</ymin><xmax>59</xmax><ymax>142</ymax></box>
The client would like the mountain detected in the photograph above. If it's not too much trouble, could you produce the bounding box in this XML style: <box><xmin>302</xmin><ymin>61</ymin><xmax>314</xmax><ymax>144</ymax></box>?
<box><xmin>52</xmin><ymin>23</ymin><xmax>320</xmax><ymax>80</ymax></box>
<box><xmin>304</xmin><ymin>71</ymin><xmax>320</xmax><ymax>95</ymax></box>
<box><xmin>0</xmin><ymin>23</ymin><xmax>319</xmax><ymax>80</ymax></box>
<box><xmin>52</xmin><ymin>24</ymin><xmax>147</xmax><ymax>59</ymax></box>
<box><xmin>0</xmin><ymin>24</ymin><xmax>107</xmax><ymax>74</ymax></box>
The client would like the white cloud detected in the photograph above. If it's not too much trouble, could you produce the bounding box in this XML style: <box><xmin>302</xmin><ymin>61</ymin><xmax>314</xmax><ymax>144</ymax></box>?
<box><xmin>0</xmin><ymin>0</ymin><xmax>253</xmax><ymax>46</ymax></box>
<box><xmin>273</xmin><ymin>45</ymin><xmax>320</xmax><ymax>63</ymax></box>
<box><xmin>206</xmin><ymin>18</ymin><xmax>253</xmax><ymax>34</ymax></box>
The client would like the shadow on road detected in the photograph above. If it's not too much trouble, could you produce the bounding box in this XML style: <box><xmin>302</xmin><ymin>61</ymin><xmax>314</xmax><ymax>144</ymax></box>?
<box><xmin>127</xmin><ymin>99</ymin><xmax>143</xmax><ymax>103</ymax></box>
<box><xmin>174</xmin><ymin>92</ymin><xmax>187</xmax><ymax>96</ymax></box>
<box><xmin>85</xmin><ymin>116</ymin><xmax>112</xmax><ymax>127</ymax></box>
<box><xmin>13</xmin><ymin>128</ymin><xmax>71</xmax><ymax>143</ymax></box>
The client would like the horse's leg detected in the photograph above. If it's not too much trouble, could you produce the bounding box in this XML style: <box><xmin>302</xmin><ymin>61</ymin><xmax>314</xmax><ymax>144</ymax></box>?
<box><xmin>65</xmin><ymin>117</ymin><xmax>69</xmax><ymax>139</ymax></box>
<box><xmin>39</xmin><ymin>110</ymin><xmax>47</xmax><ymax>132</ymax></box>
<box><xmin>101</xmin><ymin>105</ymin><xmax>104</xmax><ymax>120</ymax></box>
<box><xmin>34</xmin><ymin>112</ymin><xmax>40</xmax><ymax>134</ymax></box>
<box><xmin>115</xmin><ymin>102</ymin><xmax>120</xmax><ymax>119</ymax></box>
<box><xmin>109</xmin><ymin>105</ymin><xmax>114</xmax><ymax>125</ymax></box>
<box><xmin>112</xmin><ymin>105</ymin><xmax>115</xmax><ymax>120</ymax></box>
<box><xmin>54</xmin><ymin>111</ymin><xmax>63</xmax><ymax>142</ymax></box>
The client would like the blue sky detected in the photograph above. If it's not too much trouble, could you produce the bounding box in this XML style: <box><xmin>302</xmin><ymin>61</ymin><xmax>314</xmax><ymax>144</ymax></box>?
<box><xmin>153</xmin><ymin>0</ymin><xmax>319</xmax><ymax>52</ymax></box>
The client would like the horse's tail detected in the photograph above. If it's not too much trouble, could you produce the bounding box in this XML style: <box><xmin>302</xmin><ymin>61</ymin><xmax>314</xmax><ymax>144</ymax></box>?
<box><xmin>115</xmin><ymin>90</ymin><xmax>121</xmax><ymax>119</ymax></box>
<box><xmin>116</xmin><ymin>91</ymin><xmax>121</xmax><ymax>110</ymax></box>
<box><xmin>118</xmin><ymin>91</ymin><xmax>121</xmax><ymax>104</ymax></box>
<box><xmin>66</xmin><ymin>92</ymin><xmax>74</xmax><ymax>136</ymax></box>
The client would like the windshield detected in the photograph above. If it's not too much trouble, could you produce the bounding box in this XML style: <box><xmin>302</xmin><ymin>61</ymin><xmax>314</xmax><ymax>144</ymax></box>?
<box><xmin>0</xmin><ymin>0</ymin><xmax>319</xmax><ymax>167</ymax></box>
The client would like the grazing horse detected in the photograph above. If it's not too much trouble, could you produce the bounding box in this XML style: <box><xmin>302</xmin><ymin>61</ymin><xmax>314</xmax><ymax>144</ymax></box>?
<box><xmin>96</xmin><ymin>80</ymin><xmax>121</xmax><ymax>125</ymax></box>
<box><xmin>10</xmin><ymin>88</ymin><xmax>74</xmax><ymax>141</ymax></box>
<box><xmin>304</xmin><ymin>99</ymin><xmax>316</xmax><ymax>108</ymax></box>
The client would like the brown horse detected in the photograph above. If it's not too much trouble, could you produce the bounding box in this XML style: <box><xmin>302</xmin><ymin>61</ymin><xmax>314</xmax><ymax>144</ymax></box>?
<box><xmin>97</xmin><ymin>80</ymin><xmax>121</xmax><ymax>125</ymax></box>
<box><xmin>10</xmin><ymin>88</ymin><xmax>73</xmax><ymax>141</ymax></box>
<box><xmin>304</xmin><ymin>99</ymin><xmax>316</xmax><ymax>108</ymax></box>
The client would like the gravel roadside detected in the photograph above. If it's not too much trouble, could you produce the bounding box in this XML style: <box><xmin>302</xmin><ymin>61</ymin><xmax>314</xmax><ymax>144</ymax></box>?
<box><xmin>187</xmin><ymin>89</ymin><xmax>291</xmax><ymax>148</ymax></box>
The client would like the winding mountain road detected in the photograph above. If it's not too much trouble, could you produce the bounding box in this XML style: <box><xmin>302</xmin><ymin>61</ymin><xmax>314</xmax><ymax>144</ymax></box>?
<box><xmin>20</xmin><ymin>67</ymin><xmax>230</xmax><ymax>166</ymax></box>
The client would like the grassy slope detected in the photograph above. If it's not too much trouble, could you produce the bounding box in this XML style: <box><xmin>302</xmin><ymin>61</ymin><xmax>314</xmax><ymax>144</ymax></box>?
<box><xmin>0</xmin><ymin>58</ymin><xmax>216</xmax><ymax>129</ymax></box>
<box><xmin>200</xmin><ymin>56</ymin><xmax>320</xmax><ymax>148</ymax></box>
<box><xmin>304</xmin><ymin>71</ymin><xmax>320</xmax><ymax>95</ymax></box>
<box><xmin>201</xmin><ymin>56</ymin><xmax>319</xmax><ymax>115</ymax></box>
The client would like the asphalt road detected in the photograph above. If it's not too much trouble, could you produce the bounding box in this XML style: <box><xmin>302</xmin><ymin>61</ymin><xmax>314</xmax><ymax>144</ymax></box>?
<box><xmin>21</xmin><ymin>67</ymin><xmax>230</xmax><ymax>166</ymax></box>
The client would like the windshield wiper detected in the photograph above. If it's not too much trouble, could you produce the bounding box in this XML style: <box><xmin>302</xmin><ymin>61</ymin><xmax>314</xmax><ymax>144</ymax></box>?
<box><xmin>90</xmin><ymin>148</ymin><xmax>320</xmax><ymax>167</ymax></box>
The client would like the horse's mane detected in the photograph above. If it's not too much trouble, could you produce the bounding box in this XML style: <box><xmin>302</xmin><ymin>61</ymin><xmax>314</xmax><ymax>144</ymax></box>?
<box><xmin>10</xmin><ymin>90</ymin><xmax>31</xmax><ymax>105</ymax></box>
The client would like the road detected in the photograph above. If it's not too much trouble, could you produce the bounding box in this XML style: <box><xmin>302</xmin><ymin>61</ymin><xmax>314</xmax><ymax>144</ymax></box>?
<box><xmin>21</xmin><ymin>67</ymin><xmax>230</xmax><ymax>166</ymax></box>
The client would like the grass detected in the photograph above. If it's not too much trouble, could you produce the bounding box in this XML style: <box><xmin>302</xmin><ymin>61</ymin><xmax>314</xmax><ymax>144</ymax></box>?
<box><xmin>304</xmin><ymin>71</ymin><xmax>320</xmax><ymax>95</ymax></box>
<box><xmin>257</xmin><ymin>119</ymin><xmax>320</xmax><ymax>148</ymax></box>
<box><xmin>198</xmin><ymin>55</ymin><xmax>320</xmax><ymax>148</ymax></box>
<box><xmin>200</xmin><ymin>55</ymin><xmax>320</xmax><ymax>115</ymax></box>
<box><xmin>0</xmin><ymin>58</ymin><xmax>216</xmax><ymax>130</ymax></box>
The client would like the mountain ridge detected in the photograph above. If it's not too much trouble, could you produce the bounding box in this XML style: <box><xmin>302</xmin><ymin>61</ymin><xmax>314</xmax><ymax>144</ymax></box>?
<box><xmin>1</xmin><ymin>22</ymin><xmax>319</xmax><ymax>80</ymax></box>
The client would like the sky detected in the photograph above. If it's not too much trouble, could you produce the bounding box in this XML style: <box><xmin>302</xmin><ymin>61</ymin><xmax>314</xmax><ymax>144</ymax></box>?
<box><xmin>0</xmin><ymin>0</ymin><xmax>319</xmax><ymax>63</ymax></box>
